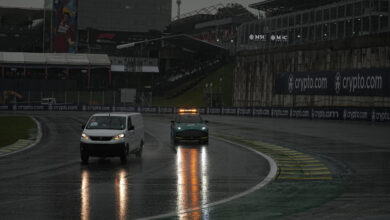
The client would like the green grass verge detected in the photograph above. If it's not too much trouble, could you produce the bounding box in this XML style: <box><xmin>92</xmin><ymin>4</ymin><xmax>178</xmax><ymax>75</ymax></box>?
<box><xmin>153</xmin><ymin>63</ymin><xmax>234</xmax><ymax>107</ymax></box>
<box><xmin>0</xmin><ymin>116</ymin><xmax>36</xmax><ymax>149</ymax></box>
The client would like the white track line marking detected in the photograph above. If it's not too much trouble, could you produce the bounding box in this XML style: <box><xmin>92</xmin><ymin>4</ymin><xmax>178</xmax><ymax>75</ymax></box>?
<box><xmin>137</xmin><ymin>135</ymin><xmax>278</xmax><ymax>220</ymax></box>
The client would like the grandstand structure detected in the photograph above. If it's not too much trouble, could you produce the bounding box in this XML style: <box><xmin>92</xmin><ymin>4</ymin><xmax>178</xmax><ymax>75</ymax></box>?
<box><xmin>232</xmin><ymin>0</ymin><xmax>390</xmax><ymax>108</ymax></box>
<box><xmin>0</xmin><ymin>7</ymin><xmax>48</xmax><ymax>52</ymax></box>
<box><xmin>238</xmin><ymin>0</ymin><xmax>390</xmax><ymax>50</ymax></box>
<box><xmin>169</xmin><ymin>4</ymin><xmax>255</xmax><ymax>50</ymax></box>
<box><xmin>0</xmin><ymin>52</ymin><xmax>110</xmax><ymax>90</ymax></box>
<box><xmin>0</xmin><ymin>1</ymin><xmax>172</xmax><ymax>105</ymax></box>
<box><xmin>117</xmin><ymin>34</ymin><xmax>228</xmax><ymax>97</ymax></box>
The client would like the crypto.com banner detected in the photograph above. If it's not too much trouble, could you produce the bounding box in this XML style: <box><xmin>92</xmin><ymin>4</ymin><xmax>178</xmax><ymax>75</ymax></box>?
<box><xmin>275</xmin><ymin>69</ymin><xmax>390</xmax><ymax>96</ymax></box>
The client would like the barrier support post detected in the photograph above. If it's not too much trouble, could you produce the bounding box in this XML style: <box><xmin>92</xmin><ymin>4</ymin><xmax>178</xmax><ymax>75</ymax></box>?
<box><xmin>88</xmin><ymin>65</ymin><xmax>91</xmax><ymax>89</ymax></box>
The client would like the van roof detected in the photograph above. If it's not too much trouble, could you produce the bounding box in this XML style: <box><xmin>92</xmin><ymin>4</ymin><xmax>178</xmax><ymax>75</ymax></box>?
<box><xmin>92</xmin><ymin>112</ymin><xmax>140</xmax><ymax>117</ymax></box>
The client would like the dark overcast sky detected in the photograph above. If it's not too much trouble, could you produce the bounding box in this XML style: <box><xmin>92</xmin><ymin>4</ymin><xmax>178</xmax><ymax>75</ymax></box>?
<box><xmin>0</xmin><ymin>0</ymin><xmax>260</xmax><ymax>17</ymax></box>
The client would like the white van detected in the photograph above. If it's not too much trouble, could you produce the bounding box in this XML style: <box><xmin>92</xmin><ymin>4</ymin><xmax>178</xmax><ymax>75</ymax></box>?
<box><xmin>80</xmin><ymin>112</ymin><xmax>144</xmax><ymax>164</ymax></box>
<box><xmin>41</xmin><ymin>98</ymin><xmax>57</xmax><ymax>105</ymax></box>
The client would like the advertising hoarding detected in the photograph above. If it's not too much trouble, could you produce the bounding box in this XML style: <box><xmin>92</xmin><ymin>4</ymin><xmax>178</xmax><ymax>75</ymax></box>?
<box><xmin>275</xmin><ymin>69</ymin><xmax>390</xmax><ymax>96</ymax></box>
<box><xmin>52</xmin><ymin>0</ymin><xmax>77</xmax><ymax>53</ymax></box>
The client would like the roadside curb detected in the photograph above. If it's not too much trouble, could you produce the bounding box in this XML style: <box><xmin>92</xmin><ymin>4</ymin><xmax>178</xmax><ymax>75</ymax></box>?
<box><xmin>138</xmin><ymin>135</ymin><xmax>278</xmax><ymax>220</ymax></box>
<box><xmin>0</xmin><ymin>116</ymin><xmax>42</xmax><ymax>158</ymax></box>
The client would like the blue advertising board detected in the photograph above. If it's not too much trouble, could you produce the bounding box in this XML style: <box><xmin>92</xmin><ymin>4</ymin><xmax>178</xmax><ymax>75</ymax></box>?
<box><xmin>275</xmin><ymin>68</ymin><xmax>390</xmax><ymax>96</ymax></box>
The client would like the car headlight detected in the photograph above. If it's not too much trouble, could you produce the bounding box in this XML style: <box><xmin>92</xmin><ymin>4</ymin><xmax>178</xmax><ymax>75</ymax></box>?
<box><xmin>114</xmin><ymin>133</ymin><xmax>125</xmax><ymax>140</ymax></box>
<box><xmin>201</xmin><ymin>126</ymin><xmax>207</xmax><ymax>130</ymax></box>
<box><xmin>177</xmin><ymin>126</ymin><xmax>182</xmax><ymax>130</ymax></box>
<box><xmin>81</xmin><ymin>133</ymin><xmax>89</xmax><ymax>140</ymax></box>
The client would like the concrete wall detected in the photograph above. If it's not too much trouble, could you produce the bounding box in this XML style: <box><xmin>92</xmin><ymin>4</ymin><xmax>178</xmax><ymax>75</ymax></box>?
<box><xmin>233</xmin><ymin>34</ymin><xmax>390</xmax><ymax>107</ymax></box>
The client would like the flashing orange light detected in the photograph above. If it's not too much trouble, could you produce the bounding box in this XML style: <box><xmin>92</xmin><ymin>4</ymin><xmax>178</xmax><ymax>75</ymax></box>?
<box><xmin>178</xmin><ymin>108</ymin><xmax>198</xmax><ymax>114</ymax></box>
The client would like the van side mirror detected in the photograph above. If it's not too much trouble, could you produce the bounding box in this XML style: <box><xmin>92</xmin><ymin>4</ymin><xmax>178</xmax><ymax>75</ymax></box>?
<box><xmin>170</xmin><ymin>120</ymin><xmax>174</xmax><ymax>124</ymax></box>
<box><xmin>128</xmin><ymin>125</ymin><xmax>135</xmax><ymax>131</ymax></box>
<box><xmin>204</xmin><ymin>120</ymin><xmax>209</xmax><ymax>124</ymax></box>
<box><xmin>81</xmin><ymin>124</ymin><xmax>85</xmax><ymax>129</ymax></box>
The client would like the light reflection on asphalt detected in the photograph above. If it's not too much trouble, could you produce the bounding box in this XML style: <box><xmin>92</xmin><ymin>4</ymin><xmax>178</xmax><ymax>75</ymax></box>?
<box><xmin>115</xmin><ymin>169</ymin><xmax>128</xmax><ymax>220</ymax></box>
<box><xmin>176</xmin><ymin>144</ymin><xmax>209</xmax><ymax>220</ymax></box>
<box><xmin>81</xmin><ymin>170</ymin><xmax>90</xmax><ymax>220</ymax></box>
<box><xmin>81</xmin><ymin>168</ymin><xmax>128</xmax><ymax>220</ymax></box>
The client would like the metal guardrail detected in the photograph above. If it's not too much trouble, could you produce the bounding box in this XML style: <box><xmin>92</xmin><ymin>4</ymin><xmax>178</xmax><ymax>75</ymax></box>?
<box><xmin>1</xmin><ymin>104</ymin><xmax>389</xmax><ymax>122</ymax></box>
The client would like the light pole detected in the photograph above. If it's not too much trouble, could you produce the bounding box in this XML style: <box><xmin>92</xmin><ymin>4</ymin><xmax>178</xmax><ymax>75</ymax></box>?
<box><xmin>176</xmin><ymin>0</ymin><xmax>182</xmax><ymax>19</ymax></box>
<box><xmin>42</xmin><ymin>0</ymin><xmax>46</xmax><ymax>52</ymax></box>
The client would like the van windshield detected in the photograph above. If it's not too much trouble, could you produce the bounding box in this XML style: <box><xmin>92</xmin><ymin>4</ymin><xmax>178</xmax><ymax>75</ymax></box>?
<box><xmin>86</xmin><ymin>116</ymin><xmax>126</xmax><ymax>130</ymax></box>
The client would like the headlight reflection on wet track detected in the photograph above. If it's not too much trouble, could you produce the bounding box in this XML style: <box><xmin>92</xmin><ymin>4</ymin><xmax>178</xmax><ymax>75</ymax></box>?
<box><xmin>81</xmin><ymin>170</ymin><xmax>90</xmax><ymax>220</ymax></box>
<box><xmin>176</xmin><ymin>145</ymin><xmax>209</xmax><ymax>219</ymax></box>
<box><xmin>115</xmin><ymin>169</ymin><xmax>128</xmax><ymax>220</ymax></box>
<box><xmin>80</xmin><ymin>169</ymin><xmax>128</xmax><ymax>220</ymax></box>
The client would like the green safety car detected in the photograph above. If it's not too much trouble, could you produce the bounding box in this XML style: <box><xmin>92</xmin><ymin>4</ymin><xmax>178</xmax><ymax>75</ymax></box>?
<box><xmin>170</xmin><ymin>109</ymin><xmax>209</xmax><ymax>144</ymax></box>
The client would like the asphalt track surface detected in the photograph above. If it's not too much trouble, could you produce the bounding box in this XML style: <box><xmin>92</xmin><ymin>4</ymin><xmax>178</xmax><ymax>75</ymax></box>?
<box><xmin>0</xmin><ymin>112</ymin><xmax>269</xmax><ymax>219</ymax></box>
<box><xmin>0</xmin><ymin>111</ymin><xmax>389</xmax><ymax>219</ymax></box>
<box><xmin>203</xmin><ymin>115</ymin><xmax>390</xmax><ymax>219</ymax></box>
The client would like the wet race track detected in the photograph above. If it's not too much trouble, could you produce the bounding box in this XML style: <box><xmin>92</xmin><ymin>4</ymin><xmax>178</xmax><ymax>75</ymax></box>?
<box><xmin>0</xmin><ymin>112</ymin><xmax>269</xmax><ymax>219</ymax></box>
<box><xmin>0</xmin><ymin>111</ymin><xmax>390</xmax><ymax>219</ymax></box>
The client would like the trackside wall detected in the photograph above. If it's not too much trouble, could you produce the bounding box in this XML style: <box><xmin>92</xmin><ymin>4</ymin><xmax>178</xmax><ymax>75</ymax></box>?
<box><xmin>233</xmin><ymin>34</ymin><xmax>390</xmax><ymax>107</ymax></box>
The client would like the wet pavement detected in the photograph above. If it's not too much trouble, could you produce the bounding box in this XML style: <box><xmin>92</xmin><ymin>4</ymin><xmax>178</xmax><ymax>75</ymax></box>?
<box><xmin>1</xmin><ymin>112</ymin><xmax>389</xmax><ymax>219</ymax></box>
<box><xmin>0</xmin><ymin>112</ymin><xmax>269</xmax><ymax>219</ymax></box>
<box><xmin>202</xmin><ymin>115</ymin><xmax>390</xmax><ymax>219</ymax></box>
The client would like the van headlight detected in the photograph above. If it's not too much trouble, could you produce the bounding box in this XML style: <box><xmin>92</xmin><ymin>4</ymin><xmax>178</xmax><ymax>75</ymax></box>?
<box><xmin>81</xmin><ymin>133</ymin><xmax>89</xmax><ymax>140</ymax></box>
<box><xmin>177</xmin><ymin>126</ymin><xmax>182</xmax><ymax>130</ymax></box>
<box><xmin>114</xmin><ymin>133</ymin><xmax>125</xmax><ymax>140</ymax></box>
<box><xmin>201</xmin><ymin>126</ymin><xmax>207</xmax><ymax>130</ymax></box>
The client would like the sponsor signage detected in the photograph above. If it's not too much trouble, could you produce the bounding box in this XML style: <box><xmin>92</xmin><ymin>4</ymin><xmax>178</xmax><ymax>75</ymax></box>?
<box><xmin>238</xmin><ymin>108</ymin><xmax>252</xmax><ymax>116</ymax></box>
<box><xmin>1</xmin><ymin>105</ymin><xmax>389</xmax><ymax>122</ymax></box>
<box><xmin>50</xmin><ymin>105</ymin><xmax>79</xmax><ymax>111</ymax></box>
<box><xmin>290</xmin><ymin>108</ymin><xmax>311</xmax><ymax>118</ymax></box>
<box><xmin>15</xmin><ymin>105</ymin><xmax>46</xmax><ymax>111</ymax></box>
<box><xmin>141</xmin><ymin>107</ymin><xmax>158</xmax><ymax>113</ymax></box>
<box><xmin>271</xmin><ymin>108</ymin><xmax>290</xmax><ymax>118</ymax></box>
<box><xmin>113</xmin><ymin>106</ymin><xmax>137</xmax><ymax>112</ymax></box>
<box><xmin>222</xmin><ymin>107</ymin><xmax>237</xmax><ymax>115</ymax></box>
<box><xmin>83</xmin><ymin>105</ymin><xmax>111</xmax><ymax>111</ymax></box>
<box><xmin>249</xmin><ymin>34</ymin><xmax>289</xmax><ymax>43</ymax></box>
<box><xmin>209</xmin><ymin>108</ymin><xmax>221</xmax><ymax>114</ymax></box>
<box><xmin>343</xmin><ymin>108</ymin><xmax>371</xmax><ymax>121</ymax></box>
<box><xmin>253</xmin><ymin>108</ymin><xmax>271</xmax><ymax>117</ymax></box>
<box><xmin>198</xmin><ymin>108</ymin><xmax>206</xmax><ymax>114</ymax></box>
<box><xmin>0</xmin><ymin>105</ymin><xmax>9</xmax><ymax>110</ymax></box>
<box><xmin>372</xmin><ymin>109</ymin><xmax>390</xmax><ymax>122</ymax></box>
<box><xmin>311</xmin><ymin>108</ymin><xmax>342</xmax><ymax>120</ymax></box>
<box><xmin>275</xmin><ymin>69</ymin><xmax>390</xmax><ymax>96</ymax></box>
<box><xmin>159</xmin><ymin>107</ymin><xmax>174</xmax><ymax>114</ymax></box>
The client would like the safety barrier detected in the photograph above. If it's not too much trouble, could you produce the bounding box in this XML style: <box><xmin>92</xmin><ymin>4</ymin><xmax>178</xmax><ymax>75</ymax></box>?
<box><xmin>0</xmin><ymin>105</ymin><xmax>389</xmax><ymax>122</ymax></box>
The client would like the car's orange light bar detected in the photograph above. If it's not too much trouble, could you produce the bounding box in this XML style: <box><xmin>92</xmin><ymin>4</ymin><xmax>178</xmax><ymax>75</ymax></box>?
<box><xmin>179</xmin><ymin>108</ymin><xmax>197</xmax><ymax>113</ymax></box>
